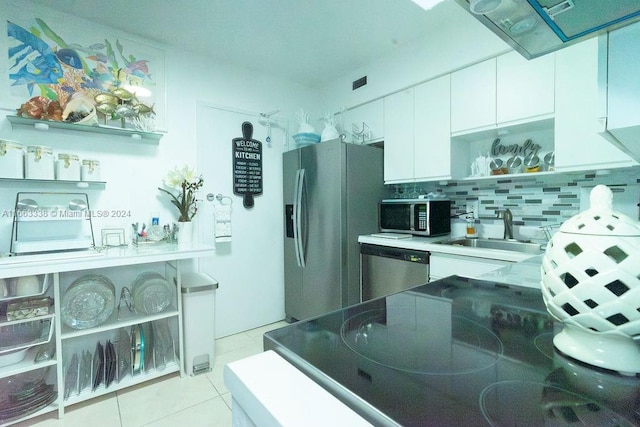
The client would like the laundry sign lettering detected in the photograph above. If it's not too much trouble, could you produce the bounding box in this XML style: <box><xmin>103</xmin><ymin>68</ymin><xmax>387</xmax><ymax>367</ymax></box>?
<box><xmin>232</xmin><ymin>122</ymin><xmax>263</xmax><ymax>208</ymax></box>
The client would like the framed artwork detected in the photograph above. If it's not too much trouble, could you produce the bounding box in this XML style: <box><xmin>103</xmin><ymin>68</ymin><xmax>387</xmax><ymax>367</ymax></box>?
<box><xmin>1</xmin><ymin>14</ymin><xmax>166</xmax><ymax>131</ymax></box>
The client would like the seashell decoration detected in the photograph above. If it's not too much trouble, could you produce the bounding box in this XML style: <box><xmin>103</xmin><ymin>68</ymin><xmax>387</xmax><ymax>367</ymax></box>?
<box><xmin>93</xmin><ymin>86</ymin><xmax>155</xmax><ymax>128</ymax></box>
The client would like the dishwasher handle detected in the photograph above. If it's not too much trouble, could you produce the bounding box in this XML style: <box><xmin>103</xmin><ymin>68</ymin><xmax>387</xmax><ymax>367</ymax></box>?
<box><xmin>360</xmin><ymin>244</ymin><xmax>429</xmax><ymax>264</ymax></box>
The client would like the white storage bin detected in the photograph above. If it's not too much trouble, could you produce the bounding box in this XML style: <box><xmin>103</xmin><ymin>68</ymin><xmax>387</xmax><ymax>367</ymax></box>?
<box><xmin>0</xmin><ymin>139</ymin><xmax>24</xmax><ymax>179</ymax></box>
<box><xmin>182</xmin><ymin>273</ymin><xmax>218</xmax><ymax>375</ymax></box>
<box><xmin>56</xmin><ymin>153</ymin><xmax>80</xmax><ymax>181</ymax></box>
<box><xmin>81</xmin><ymin>159</ymin><xmax>100</xmax><ymax>181</ymax></box>
<box><xmin>25</xmin><ymin>145</ymin><xmax>54</xmax><ymax>180</ymax></box>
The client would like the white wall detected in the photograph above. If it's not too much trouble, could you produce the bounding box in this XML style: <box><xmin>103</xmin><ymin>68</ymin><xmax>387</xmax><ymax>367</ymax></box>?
<box><xmin>315</xmin><ymin>1</ymin><xmax>510</xmax><ymax>114</ymax></box>
<box><xmin>0</xmin><ymin>2</ymin><xmax>317</xmax><ymax>335</ymax></box>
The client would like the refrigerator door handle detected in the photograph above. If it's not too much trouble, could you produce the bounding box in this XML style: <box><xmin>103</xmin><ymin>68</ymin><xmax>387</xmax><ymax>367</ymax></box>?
<box><xmin>295</xmin><ymin>168</ymin><xmax>306</xmax><ymax>268</ymax></box>
<box><xmin>293</xmin><ymin>168</ymin><xmax>306</xmax><ymax>268</ymax></box>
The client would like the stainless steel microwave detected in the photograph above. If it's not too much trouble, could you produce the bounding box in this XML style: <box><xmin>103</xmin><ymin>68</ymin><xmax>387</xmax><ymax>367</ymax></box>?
<box><xmin>379</xmin><ymin>199</ymin><xmax>451</xmax><ymax>236</ymax></box>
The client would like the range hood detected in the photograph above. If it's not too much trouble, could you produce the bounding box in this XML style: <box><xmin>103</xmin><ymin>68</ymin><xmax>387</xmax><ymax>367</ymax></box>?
<box><xmin>455</xmin><ymin>0</ymin><xmax>640</xmax><ymax>59</ymax></box>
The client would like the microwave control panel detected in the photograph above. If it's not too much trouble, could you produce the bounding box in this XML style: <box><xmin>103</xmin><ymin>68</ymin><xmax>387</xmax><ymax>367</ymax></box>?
<box><xmin>416</xmin><ymin>205</ymin><xmax>427</xmax><ymax>231</ymax></box>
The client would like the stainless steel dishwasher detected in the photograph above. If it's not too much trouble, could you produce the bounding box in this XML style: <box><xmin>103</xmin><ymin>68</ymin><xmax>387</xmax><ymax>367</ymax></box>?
<box><xmin>360</xmin><ymin>243</ymin><xmax>429</xmax><ymax>301</ymax></box>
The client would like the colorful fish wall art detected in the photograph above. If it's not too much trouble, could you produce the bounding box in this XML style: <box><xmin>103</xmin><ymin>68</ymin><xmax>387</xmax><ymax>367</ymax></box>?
<box><xmin>7</xmin><ymin>18</ymin><xmax>157</xmax><ymax>125</ymax></box>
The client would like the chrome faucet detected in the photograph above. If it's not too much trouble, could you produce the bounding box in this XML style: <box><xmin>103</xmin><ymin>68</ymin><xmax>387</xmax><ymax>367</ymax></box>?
<box><xmin>497</xmin><ymin>209</ymin><xmax>513</xmax><ymax>240</ymax></box>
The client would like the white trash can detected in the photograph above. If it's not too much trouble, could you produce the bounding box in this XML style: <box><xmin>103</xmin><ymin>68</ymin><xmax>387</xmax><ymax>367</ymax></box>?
<box><xmin>181</xmin><ymin>272</ymin><xmax>218</xmax><ymax>376</ymax></box>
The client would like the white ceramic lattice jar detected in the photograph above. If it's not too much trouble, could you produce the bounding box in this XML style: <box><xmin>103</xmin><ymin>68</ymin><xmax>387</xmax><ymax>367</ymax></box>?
<box><xmin>541</xmin><ymin>185</ymin><xmax>640</xmax><ymax>375</ymax></box>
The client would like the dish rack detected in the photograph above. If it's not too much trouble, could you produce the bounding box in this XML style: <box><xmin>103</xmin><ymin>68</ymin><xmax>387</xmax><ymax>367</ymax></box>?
<box><xmin>10</xmin><ymin>192</ymin><xmax>96</xmax><ymax>255</ymax></box>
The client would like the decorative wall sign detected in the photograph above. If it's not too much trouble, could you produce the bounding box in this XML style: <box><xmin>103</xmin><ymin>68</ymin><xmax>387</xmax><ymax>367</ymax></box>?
<box><xmin>491</xmin><ymin>138</ymin><xmax>541</xmax><ymax>157</ymax></box>
<box><xmin>232</xmin><ymin>121</ymin><xmax>263</xmax><ymax>208</ymax></box>
<box><xmin>2</xmin><ymin>14</ymin><xmax>166</xmax><ymax>130</ymax></box>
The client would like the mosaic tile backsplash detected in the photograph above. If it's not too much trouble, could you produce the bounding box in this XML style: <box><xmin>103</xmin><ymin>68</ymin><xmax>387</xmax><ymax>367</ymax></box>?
<box><xmin>387</xmin><ymin>167</ymin><xmax>640</xmax><ymax>240</ymax></box>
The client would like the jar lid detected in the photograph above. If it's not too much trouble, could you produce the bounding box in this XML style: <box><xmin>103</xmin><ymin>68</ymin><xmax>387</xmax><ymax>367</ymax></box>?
<box><xmin>58</xmin><ymin>153</ymin><xmax>79</xmax><ymax>161</ymax></box>
<box><xmin>0</xmin><ymin>139</ymin><xmax>23</xmax><ymax>150</ymax></box>
<box><xmin>506</xmin><ymin>156</ymin><xmax>521</xmax><ymax>168</ymax></box>
<box><xmin>27</xmin><ymin>145</ymin><xmax>53</xmax><ymax>154</ymax></box>
<box><xmin>82</xmin><ymin>159</ymin><xmax>100</xmax><ymax>165</ymax></box>
<box><xmin>559</xmin><ymin>185</ymin><xmax>640</xmax><ymax>237</ymax></box>
<box><xmin>524</xmin><ymin>152</ymin><xmax>539</xmax><ymax>167</ymax></box>
<box><xmin>489</xmin><ymin>158</ymin><xmax>503</xmax><ymax>169</ymax></box>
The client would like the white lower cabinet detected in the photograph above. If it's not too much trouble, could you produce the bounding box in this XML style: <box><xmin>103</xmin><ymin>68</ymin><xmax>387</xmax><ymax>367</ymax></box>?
<box><xmin>0</xmin><ymin>246</ymin><xmax>213</xmax><ymax>426</ymax></box>
<box><xmin>0</xmin><ymin>274</ymin><xmax>58</xmax><ymax>426</ymax></box>
<box><xmin>56</xmin><ymin>261</ymin><xmax>182</xmax><ymax>410</ymax></box>
<box><xmin>429</xmin><ymin>252</ymin><xmax>510</xmax><ymax>282</ymax></box>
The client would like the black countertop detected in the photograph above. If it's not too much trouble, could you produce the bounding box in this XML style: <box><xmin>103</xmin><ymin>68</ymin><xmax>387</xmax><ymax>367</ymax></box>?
<box><xmin>264</xmin><ymin>275</ymin><xmax>640</xmax><ymax>426</ymax></box>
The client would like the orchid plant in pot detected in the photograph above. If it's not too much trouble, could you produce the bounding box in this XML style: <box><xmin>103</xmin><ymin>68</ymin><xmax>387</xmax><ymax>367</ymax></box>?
<box><xmin>158</xmin><ymin>165</ymin><xmax>204</xmax><ymax>243</ymax></box>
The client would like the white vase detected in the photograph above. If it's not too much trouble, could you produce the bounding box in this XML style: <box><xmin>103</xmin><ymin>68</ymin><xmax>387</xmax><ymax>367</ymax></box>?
<box><xmin>177</xmin><ymin>221</ymin><xmax>193</xmax><ymax>244</ymax></box>
<box><xmin>541</xmin><ymin>185</ymin><xmax>640</xmax><ymax>375</ymax></box>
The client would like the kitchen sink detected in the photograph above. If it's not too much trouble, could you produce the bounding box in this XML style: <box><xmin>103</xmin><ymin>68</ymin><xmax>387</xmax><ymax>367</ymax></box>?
<box><xmin>435</xmin><ymin>238</ymin><xmax>544</xmax><ymax>255</ymax></box>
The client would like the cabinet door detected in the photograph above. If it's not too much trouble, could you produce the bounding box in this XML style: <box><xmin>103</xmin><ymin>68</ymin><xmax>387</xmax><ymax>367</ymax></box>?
<box><xmin>496</xmin><ymin>51</ymin><xmax>555</xmax><ymax>124</ymax></box>
<box><xmin>344</xmin><ymin>99</ymin><xmax>384</xmax><ymax>144</ymax></box>
<box><xmin>414</xmin><ymin>75</ymin><xmax>452</xmax><ymax>181</ymax></box>
<box><xmin>451</xmin><ymin>58</ymin><xmax>496</xmax><ymax>133</ymax></box>
<box><xmin>384</xmin><ymin>89</ymin><xmax>414</xmax><ymax>183</ymax></box>
<box><xmin>607</xmin><ymin>22</ymin><xmax>640</xmax><ymax>130</ymax></box>
<box><xmin>554</xmin><ymin>38</ymin><xmax>636</xmax><ymax>171</ymax></box>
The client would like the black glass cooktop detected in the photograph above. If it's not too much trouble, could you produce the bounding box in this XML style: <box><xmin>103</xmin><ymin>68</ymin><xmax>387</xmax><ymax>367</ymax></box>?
<box><xmin>264</xmin><ymin>276</ymin><xmax>640</xmax><ymax>426</ymax></box>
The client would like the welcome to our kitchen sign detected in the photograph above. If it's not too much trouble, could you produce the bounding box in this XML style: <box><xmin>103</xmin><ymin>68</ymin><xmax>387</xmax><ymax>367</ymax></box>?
<box><xmin>232</xmin><ymin>121</ymin><xmax>263</xmax><ymax>208</ymax></box>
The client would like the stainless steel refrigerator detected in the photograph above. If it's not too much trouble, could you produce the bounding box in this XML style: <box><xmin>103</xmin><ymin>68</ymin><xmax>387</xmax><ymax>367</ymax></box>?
<box><xmin>283</xmin><ymin>139</ymin><xmax>385</xmax><ymax>322</ymax></box>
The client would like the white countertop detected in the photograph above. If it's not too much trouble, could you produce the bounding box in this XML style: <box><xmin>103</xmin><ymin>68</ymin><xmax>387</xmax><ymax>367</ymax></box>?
<box><xmin>358</xmin><ymin>234</ymin><xmax>540</xmax><ymax>263</ymax></box>
<box><xmin>0</xmin><ymin>243</ymin><xmax>216</xmax><ymax>278</ymax></box>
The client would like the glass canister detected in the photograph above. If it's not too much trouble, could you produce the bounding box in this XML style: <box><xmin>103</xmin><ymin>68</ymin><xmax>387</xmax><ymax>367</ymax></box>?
<box><xmin>506</xmin><ymin>156</ymin><xmax>522</xmax><ymax>174</ymax></box>
<box><xmin>543</xmin><ymin>152</ymin><xmax>555</xmax><ymax>171</ymax></box>
<box><xmin>0</xmin><ymin>139</ymin><xmax>24</xmax><ymax>179</ymax></box>
<box><xmin>489</xmin><ymin>158</ymin><xmax>507</xmax><ymax>175</ymax></box>
<box><xmin>524</xmin><ymin>153</ymin><xmax>540</xmax><ymax>173</ymax></box>
<box><xmin>81</xmin><ymin>159</ymin><xmax>101</xmax><ymax>182</ymax></box>
<box><xmin>25</xmin><ymin>145</ymin><xmax>54</xmax><ymax>180</ymax></box>
<box><xmin>56</xmin><ymin>153</ymin><xmax>81</xmax><ymax>181</ymax></box>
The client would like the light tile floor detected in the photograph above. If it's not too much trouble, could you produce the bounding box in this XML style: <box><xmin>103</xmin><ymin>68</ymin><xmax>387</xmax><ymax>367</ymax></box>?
<box><xmin>15</xmin><ymin>321</ymin><xmax>289</xmax><ymax>427</ymax></box>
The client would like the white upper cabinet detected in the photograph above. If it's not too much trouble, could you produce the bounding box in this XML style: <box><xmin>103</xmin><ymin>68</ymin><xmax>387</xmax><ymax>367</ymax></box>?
<box><xmin>451</xmin><ymin>52</ymin><xmax>555</xmax><ymax>135</ymax></box>
<box><xmin>496</xmin><ymin>51</ymin><xmax>554</xmax><ymax>124</ymax></box>
<box><xmin>554</xmin><ymin>38</ymin><xmax>637</xmax><ymax>171</ymax></box>
<box><xmin>384</xmin><ymin>76</ymin><xmax>453</xmax><ymax>184</ymax></box>
<box><xmin>343</xmin><ymin>99</ymin><xmax>384</xmax><ymax>144</ymax></box>
<box><xmin>450</xmin><ymin>58</ymin><xmax>496</xmax><ymax>133</ymax></box>
<box><xmin>383</xmin><ymin>89</ymin><xmax>414</xmax><ymax>183</ymax></box>
<box><xmin>414</xmin><ymin>75</ymin><xmax>451</xmax><ymax>181</ymax></box>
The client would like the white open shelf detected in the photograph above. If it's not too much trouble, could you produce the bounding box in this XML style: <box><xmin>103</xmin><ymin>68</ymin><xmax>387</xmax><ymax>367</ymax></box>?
<box><xmin>61</xmin><ymin>308</ymin><xmax>179</xmax><ymax>340</ymax></box>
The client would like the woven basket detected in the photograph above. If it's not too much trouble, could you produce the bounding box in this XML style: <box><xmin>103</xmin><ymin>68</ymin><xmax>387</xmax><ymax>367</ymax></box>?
<box><xmin>541</xmin><ymin>185</ymin><xmax>640</xmax><ymax>374</ymax></box>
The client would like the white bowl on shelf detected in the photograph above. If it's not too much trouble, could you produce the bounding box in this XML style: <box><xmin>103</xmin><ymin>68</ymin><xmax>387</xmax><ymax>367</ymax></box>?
<box><xmin>0</xmin><ymin>348</ymin><xmax>29</xmax><ymax>368</ymax></box>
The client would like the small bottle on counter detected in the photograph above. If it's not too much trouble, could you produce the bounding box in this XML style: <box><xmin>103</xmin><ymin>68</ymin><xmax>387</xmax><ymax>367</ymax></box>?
<box><xmin>466</xmin><ymin>216</ymin><xmax>478</xmax><ymax>238</ymax></box>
